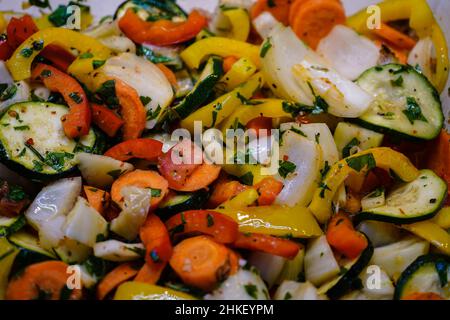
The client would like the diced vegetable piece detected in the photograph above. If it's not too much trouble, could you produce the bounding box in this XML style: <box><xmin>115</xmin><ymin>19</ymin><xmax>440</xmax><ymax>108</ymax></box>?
<box><xmin>114</xmin><ymin>281</ymin><xmax>196</xmax><ymax>300</ymax></box>
<box><xmin>0</xmin><ymin>237</ymin><xmax>19</xmax><ymax>299</ymax></box>
<box><xmin>361</xmin><ymin>188</ymin><xmax>386</xmax><ymax>211</ymax></box>
<box><xmin>304</xmin><ymin>235</ymin><xmax>340</xmax><ymax>286</ymax></box>
<box><xmin>402</xmin><ymin>220</ymin><xmax>450</xmax><ymax>256</ymax></box>
<box><xmin>356</xmin><ymin>221</ymin><xmax>402</xmax><ymax>248</ymax></box>
<box><xmin>274</xmin><ymin>281</ymin><xmax>326</xmax><ymax>300</ymax></box>
<box><xmin>94</xmin><ymin>240</ymin><xmax>144</xmax><ymax>262</ymax></box>
<box><xmin>249</xmin><ymin>252</ymin><xmax>286</xmax><ymax>288</ymax></box>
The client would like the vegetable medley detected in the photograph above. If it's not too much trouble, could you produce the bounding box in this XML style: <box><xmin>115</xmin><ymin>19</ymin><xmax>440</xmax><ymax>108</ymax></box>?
<box><xmin>0</xmin><ymin>0</ymin><xmax>450</xmax><ymax>301</ymax></box>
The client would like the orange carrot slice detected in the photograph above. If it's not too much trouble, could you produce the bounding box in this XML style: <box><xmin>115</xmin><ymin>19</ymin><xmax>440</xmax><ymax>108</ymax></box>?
<box><xmin>84</xmin><ymin>186</ymin><xmax>110</xmax><ymax>215</ymax></box>
<box><xmin>97</xmin><ymin>262</ymin><xmax>139</xmax><ymax>300</ymax></box>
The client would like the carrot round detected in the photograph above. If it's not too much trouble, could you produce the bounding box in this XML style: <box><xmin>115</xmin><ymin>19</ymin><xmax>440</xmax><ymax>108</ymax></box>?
<box><xmin>165</xmin><ymin>210</ymin><xmax>239</xmax><ymax>244</ymax></box>
<box><xmin>140</xmin><ymin>214</ymin><xmax>173</xmax><ymax>264</ymax></box>
<box><xmin>114</xmin><ymin>79</ymin><xmax>146</xmax><ymax>140</ymax></box>
<box><xmin>84</xmin><ymin>186</ymin><xmax>110</xmax><ymax>215</ymax></box>
<box><xmin>253</xmin><ymin>177</ymin><xmax>284</xmax><ymax>206</ymax></box>
<box><xmin>223</xmin><ymin>56</ymin><xmax>239</xmax><ymax>73</ymax></box>
<box><xmin>6</xmin><ymin>261</ymin><xmax>82</xmax><ymax>300</ymax></box>
<box><xmin>251</xmin><ymin>0</ymin><xmax>293</xmax><ymax>26</ymax></box>
<box><xmin>134</xmin><ymin>261</ymin><xmax>166</xmax><ymax>285</ymax></box>
<box><xmin>156</xmin><ymin>63</ymin><xmax>178</xmax><ymax>87</ymax></box>
<box><xmin>31</xmin><ymin>63</ymin><xmax>91</xmax><ymax>138</ymax></box>
<box><xmin>402</xmin><ymin>292</ymin><xmax>445</xmax><ymax>300</ymax></box>
<box><xmin>105</xmin><ymin>138</ymin><xmax>163</xmax><ymax>162</ymax></box>
<box><xmin>290</xmin><ymin>0</ymin><xmax>346</xmax><ymax>49</ymax></box>
<box><xmin>97</xmin><ymin>262</ymin><xmax>139</xmax><ymax>300</ymax></box>
<box><xmin>169</xmin><ymin>236</ymin><xmax>239</xmax><ymax>291</ymax></box>
<box><xmin>373</xmin><ymin>22</ymin><xmax>417</xmax><ymax>51</ymax></box>
<box><xmin>91</xmin><ymin>103</ymin><xmax>124</xmax><ymax>138</ymax></box>
<box><xmin>111</xmin><ymin>170</ymin><xmax>169</xmax><ymax>209</ymax></box>
<box><xmin>326</xmin><ymin>212</ymin><xmax>368</xmax><ymax>259</ymax></box>
<box><xmin>233</xmin><ymin>232</ymin><xmax>301</xmax><ymax>259</ymax></box>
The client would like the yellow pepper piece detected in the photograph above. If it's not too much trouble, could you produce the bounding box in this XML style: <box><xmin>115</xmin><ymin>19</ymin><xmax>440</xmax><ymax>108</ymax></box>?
<box><xmin>218</xmin><ymin>57</ymin><xmax>257</xmax><ymax>91</ymax></box>
<box><xmin>0</xmin><ymin>12</ymin><xmax>6</xmax><ymax>33</ymax></box>
<box><xmin>216</xmin><ymin>204</ymin><xmax>323</xmax><ymax>238</ymax></box>
<box><xmin>433</xmin><ymin>207</ymin><xmax>450</xmax><ymax>229</ymax></box>
<box><xmin>219</xmin><ymin>188</ymin><xmax>260</xmax><ymax>209</ymax></box>
<box><xmin>309</xmin><ymin>147</ymin><xmax>420</xmax><ymax>224</ymax></box>
<box><xmin>34</xmin><ymin>15</ymin><xmax>54</xmax><ymax>30</ymax></box>
<box><xmin>219</xmin><ymin>99</ymin><xmax>292</xmax><ymax>134</ymax></box>
<box><xmin>402</xmin><ymin>221</ymin><xmax>450</xmax><ymax>255</ymax></box>
<box><xmin>222</xmin><ymin>8</ymin><xmax>251</xmax><ymax>42</ymax></box>
<box><xmin>114</xmin><ymin>282</ymin><xmax>196</xmax><ymax>300</ymax></box>
<box><xmin>431</xmin><ymin>23</ymin><xmax>449</xmax><ymax>93</ymax></box>
<box><xmin>221</xmin><ymin>163</ymin><xmax>268</xmax><ymax>185</ymax></box>
<box><xmin>6</xmin><ymin>28</ymin><xmax>111</xmax><ymax>85</ymax></box>
<box><xmin>0</xmin><ymin>237</ymin><xmax>19</xmax><ymax>299</ymax></box>
<box><xmin>180</xmin><ymin>72</ymin><xmax>264</xmax><ymax>133</ymax></box>
<box><xmin>181</xmin><ymin>37</ymin><xmax>261</xmax><ymax>69</ymax></box>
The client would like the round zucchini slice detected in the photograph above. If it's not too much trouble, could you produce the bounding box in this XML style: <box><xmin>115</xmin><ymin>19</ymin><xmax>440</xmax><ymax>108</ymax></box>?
<box><xmin>356</xmin><ymin>169</ymin><xmax>448</xmax><ymax>224</ymax></box>
<box><xmin>356</xmin><ymin>64</ymin><xmax>443</xmax><ymax>140</ymax></box>
<box><xmin>0</xmin><ymin>102</ymin><xmax>98</xmax><ymax>180</ymax></box>
<box><xmin>394</xmin><ymin>254</ymin><xmax>450</xmax><ymax>300</ymax></box>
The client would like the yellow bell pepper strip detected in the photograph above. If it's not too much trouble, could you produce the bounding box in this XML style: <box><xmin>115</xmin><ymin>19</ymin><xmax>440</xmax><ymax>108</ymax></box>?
<box><xmin>218</xmin><ymin>57</ymin><xmax>257</xmax><ymax>91</ymax></box>
<box><xmin>402</xmin><ymin>221</ymin><xmax>450</xmax><ymax>255</ymax></box>
<box><xmin>216</xmin><ymin>203</ymin><xmax>323</xmax><ymax>238</ymax></box>
<box><xmin>309</xmin><ymin>147</ymin><xmax>420</xmax><ymax>224</ymax></box>
<box><xmin>219</xmin><ymin>99</ymin><xmax>292</xmax><ymax>134</ymax></box>
<box><xmin>0</xmin><ymin>13</ymin><xmax>6</xmax><ymax>33</ymax></box>
<box><xmin>0</xmin><ymin>237</ymin><xmax>19</xmax><ymax>300</ymax></box>
<box><xmin>180</xmin><ymin>72</ymin><xmax>264</xmax><ymax>133</ymax></box>
<box><xmin>433</xmin><ymin>207</ymin><xmax>450</xmax><ymax>230</ymax></box>
<box><xmin>180</xmin><ymin>37</ymin><xmax>261</xmax><ymax>69</ymax></box>
<box><xmin>222</xmin><ymin>8</ymin><xmax>251</xmax><ymax>42</ymax></box>
<box><xmin>114</xmin><ymin>282</ymin><xmax>196</xmax><ymax>300</ymax></box>
<box><xmin>219</xmin><ymin>188</ymin><xmax>260</xmax><ymax>209</ymax></box>
<box><xmin>347</xmin><ymin>0</ymin><xmax>448</xmax><ymax>92</ymax></box>
<box><xmin>6</xmin><ymin>28</ymin><xmax>111</xmax><ymax>87</ymax></box>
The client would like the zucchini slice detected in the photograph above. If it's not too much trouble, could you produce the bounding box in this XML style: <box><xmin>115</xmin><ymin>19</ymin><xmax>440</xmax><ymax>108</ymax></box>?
<box><xmin>356</xmin><ymin>64</ymin><xmax>443</xmax><ymax>140</ymax></box>
<box><xmin>156</xmin><ymin>189</ymin><xmax>210</xmax><ymax>219</ymax></box>
<box><xmin>114</xmin><ymin>0</ymin><xmax>187</xmax><ymax>21</ymax></box>
<box><xmin>394</xmin><ymin>254</ymin><xmax>450</xmax><ymax>300</ymax></box>
<box><xmin>356</xmin><ymin>170</ymin><xmax>448</xmax><ymax>224</ymax></box>
<box><xmin>318</xmin><ymin>235</ymin><xmax>374</xmax><ymax>300</ymax></box>
<box><xmin>0</xmin><ymin>215</ymin><xmax>26</xmax><ymax>237</ymax></box>
<box><xmin>0</xmin><ymin>102</ymin><xmax>98</xmax><ymax>180</ymax></box>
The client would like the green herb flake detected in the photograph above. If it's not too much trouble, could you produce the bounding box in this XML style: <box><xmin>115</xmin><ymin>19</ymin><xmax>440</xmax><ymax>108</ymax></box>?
<box><xmin>44</xmin><ymin>151</ymin><xmax>74</xmax><ymax>172</ymax></box>
<box><xmin>20</xmin><ymin>48</ymin><xmax>33</xmax><ymax>58</ymax></box>
<box><xmin>13</xmin><ymin>125</ymin><xmax>30</xmax><ymax>131</ymax></box>
<box><xmin>403</xmin><ymin>97</ymin><xmax>428</xmax><ymax>124</ymax></box>
<box><xmin>92</xmin><ymin>60</ymin><xmax>105</xmax><ymax>70</ymax></box>
<box><xmin>260</xmin><ymin>37</ymin><xmax>272</xmax><ymax>58</ymax></box>
<box><xmin>97</xmin><ymin>80</ymin><xmax>119</xmax><ymax>108</ymax></box>
<box><xmin>345</xmin><ymin>153</ymin><xmax>376</xmax><ymax>172</ymax></box>
<box><xmin>391</xmin><ymin>76</ymin><xmax>404</xmax><ymax>87</ymax></box>
<box><xmin>140</xmin><ymin>96</ymin><xmax>152</xmax><ymax>106</ymax></box>
<box><xmin>368</xmin><ymin>187</ymin><xmax>384</xmax><ymax>198</ymax></box>
<box><xmin>28</xmin><ymin>0</ymin><xmax>51</xmax><ymax>9</ymax></box>
<box><xmin>150</xmin><ymin>188</ymin><xmax>161</xmax><ymax>197</ymax></box>
<box><xmin>290</xmin><ymin>127</ymin><xmax>307</xmax><ymax>137</ymax></box>
<box><xmin>244</xmin><ymin>283</ymin><xmax>258</xmax><ymax>299</ymax></box>
<box><xmin>17</xmin><ymin>148</ymin><xmax>26</xmax><ymax>158</ymax></box>
<box><xmin>320</xmin><ymin>161</ymin><xmax>330</xmax><ymax>179</ymax></box>
<box><xmin>40</xmin><ymin>69</ymin><xmax>52</xmax><ymax>78</ymax></box>
<box><xmin>284</xmin><ymin>292</ymin><xmax>292</xmax><ymax>300</ymax></box>
<box><xmin>32</xmin><ymin>160</ymin><xmax>44</xmax><ymax>172</ymax></box>
<box><xmin>107</xmin><ymin>169</ymin><xmax>123</xmax><ymax>179</ymax></box>
<box><xmin>7</xmin><ymin>185</ymin><xmax>27</xmax><ymax>201</ymax></box>
<box><xmin>278</xmin><ymin>160</ymin><xmax>296</xmax><ymax>178</ymax></box>
<box><xmin>69</xmin><ymin>92</ymin><xmax>83</xmax><ymax>104</ymax></box>
<box><xmin>342</xmin><ymin>137</ymin><xmax>360</xmax><ymax>158</ymax></box>
<box><xmin>319</xmin><ymin>182</ymin><xmax>331</xmax><ymax>198</ymax></box>
<box><xmin>149</xmin><ymin>249</ymin><xmax>160</xmax><ymax>263</ymax></box>
<box><xmin>207</xmin><ymin>213</ymin><xmax>214</xmax><ymax>227</ymax></box>
<box><xmin>239</xmin><ymin>172</ymin><xmax>254</xmax><ymax>186</ymax></box>
<box><xmin>79</xmin><ymin>52</ymin><xmax>94</xmax><ymax>59</ymax></box>
<box><xmin>0</xmin><ymin>84</ymin><xmax>17</xmax><ymax>102</ymax></box>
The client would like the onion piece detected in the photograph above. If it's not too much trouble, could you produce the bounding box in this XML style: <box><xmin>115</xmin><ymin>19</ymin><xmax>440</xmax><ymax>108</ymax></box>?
<box><xmin>252</xmin><ymin>11</ymin><xmax>278</xmax><ymax>39</ymax></box>
<box><xmin>407</xmin><ymin>37</ymin><xmax>435</xmax><ymax>81</ymax></box>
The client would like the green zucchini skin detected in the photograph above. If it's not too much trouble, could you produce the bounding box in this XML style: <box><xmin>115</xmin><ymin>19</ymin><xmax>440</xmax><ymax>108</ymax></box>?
<box><xmin>0</xmin><ymin>216</ymin><xmax>26</xmax><ymax>237</ymax></box>
<box><xmin>394</xmin><ymin>254</ymin><xmax>450</xmax><ymax>300</ymax></box>
<box><xmin>114</xmin><ymin>0</ymin><xmax>187</xmax><ymax>20</ymax></box>
<box><xmin>0</xmin><ymin>102</ymin><xmax>102</xmax><ymax>182</ymax></box>
<box><xmin>155</xmin><ymin>189</ymin><xmax>210</xmax><ymax>219</ymax></box>
<box><xmin>326</xmin><ymin>235</ymin><xmax>374</xmax><ymax>300</ymax></box>
<box><xmin>356</xmin><ymin>64</ymin><xmax>443</xmax><ymax>141</ymax></box>
<box><xmin>354</xmin><ymin>170</ymin><xmax>448</xmax><ymax>225</ymax></box>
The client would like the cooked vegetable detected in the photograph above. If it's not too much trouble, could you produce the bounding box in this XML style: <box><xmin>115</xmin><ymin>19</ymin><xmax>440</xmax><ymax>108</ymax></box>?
<box><xmin>222</xmin><ymin>8</ymin><xmax>250</xmax><ymax>41</ymax></box>
<box><xmin>402</xmin><ymin>220</ymin><xmax>450</xmax><ymax>256</ymax></box>
<box><xmin>169</xmin><ymin>235</ymin><xmax>239</xmax><ymax>291</ymax></box>
<box><xmin>356</xmin><ymin>221</ymin><xmax>402</xmax><ymax>248</ymax></box>
<box><xmin>356</xmin><ymin>170</ymin><xmax>447</xmax><ymax>224</ymax></box>
<box><xmin>218</xmin><ymin>56</ymin><xmax>257</xmax><ymax>91</ymax></box>
<box><xmin>91</xmin><ymin>103</ymin><xmax>124</xmax><ymax>138</ymax></box>
<box><xmin>97</xmin><ymin>262</ymin><xmax>139</xmax><ymax>300</ymax></box>
<box><xmin>394</xmin><ymin>254</ymin><xmax>449</xmax><ymax>300</ymax></box>
<box><xmin>114</xmin><ymin>281</ymin><xmax>196</xmax><ymax>300</ymax></box>
<box><xmin>234</xmin><ymin>233</ymin><xmax>300</xmax><ymax>259</ymax></box>
<box><xmin>356</xmin><ymin>64</ymin><xmax>444</xmax><ymax>140</ymax></box>
<box><xmin>156</xmin><ymin>189</ymin><xmax>210</xmax><ymax>218</ymax></box>
<box><xmin>104</xmin><ymin>138</ymin><xmax>163</xmax><ymax>162</ymax></box>
<box><xmin>274</xmin><ymin>281</ymin><xmax>326</xmax><ymax>300</ymax></box>
<box><xmin>250</xmin><ymin>0</ymin><xmax>291</xmax><ymax>25</ymax></box>
<box><xmin>140</xmin><ymin>213</ymin><xmax>172</xmax><ymax>266</ymax></box>
<box><xmin>83</xmin><ymin>186</ymin><xmax>110</xmax><ymax>216</ymax></box>
<box><xmin>0</xmin><ymin>237</ymin><xmax>19</xmax><ymax>299</ymax></box>
<box><xmin>0</xmin><ymin>102</ymin><xmax>97</xmax><ymax>179</ymax></box>
<box><xmin>248</xmin><ymin>251</ymin><xmax>286</xmax><ymax>288</ymax></box>
<box><xmin>93</xmin><ymin>240</ymin><xmax>144</xmax><ymax>262</ymax></box>
<box><xmin>114</xmin><ymin>0</ymin><xmax>187</xmax><ymax>21</ymax></box>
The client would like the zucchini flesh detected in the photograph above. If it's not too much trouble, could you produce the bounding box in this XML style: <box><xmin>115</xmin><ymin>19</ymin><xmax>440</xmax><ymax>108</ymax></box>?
<box><xmin>8</xmin><ymin>230</ymin><xmax>57</xmax><ymax>259</ymax></box>
<box><xmin>394</xmin><ymin>254</ymin><xmax>450</xmax><ymax>300</ymax></box>
<box><xmin>0</xmin><ymin>215</ymin><xmax>26</xmax><ymax>237</ymax></box>
<box><xmin>0</xmin><ymin>102</ymin><xmax>97</xmax><ymax>178</ymax></box>
<box><xmin>156</xmin><ymin>189</ymin><xmax>210</xmax><ymax>219</ymax></box>
<box><xmin>357</xmin><ymin>170</ymin><xmax>447</xmax><ymax>224</ymax></box>
<box><xmin>356</xmin><ymin>64</ymin><xmax>443</xmax><ymax>140</ymax></box>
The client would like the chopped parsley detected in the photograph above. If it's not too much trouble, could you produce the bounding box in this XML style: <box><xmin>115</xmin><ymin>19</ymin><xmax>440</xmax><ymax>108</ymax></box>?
<box><xmin>368</xmin><ymin>187</ymin><xmax>384</xmax><ymax>198</ymax></box>
<box><xmin>149</xmin><ymin>249</ymin><xmax>160</xmax><ymax>263</ymax></box>
<box><xmin>320</xmin><ymin>161</ymin><xmax>330</xmax><ymax>179</ymax></box>
<box><xmin>0</xmin><ymin>84</ymin><xmax>17</xmax><ymax>102</ymax></box>
<box><xmin>236</xmin><ymin>92</ymin><xmax>262</xmax><ymax>105</ymax></box>
<box><xmin>342</xmin><ymin>137</ymin><xmax>360</xmax><ymax>158</ymax></box>
<box><xmin>290</xmin><ymin>127</ymin><xmax>307</xmax><ymax>137</ymax></box>
<box><xmin>140</xmin><ymin>96</ymin><xmax>152</xmax><ymax>106</ymax></box>
<box><xmin>41</xmin><ymin>69</ymin><xmax>52</xmax><ymax>78</ymax></box>
<box><xmin>244</xmin><ymin>284</ymin><xmax>258</xmax><ymax>299</ymax></box>
<box><xmin>32</xmin><ymin>40</ymin><xmax>44</xmax><ymax>51</ymax></box>
<box><xmin>150</xmin><ymin>188</ymin><xmax>161</xmax><ymax>197</ymax></box>
<box><xmin>391</xmin><ymin>76</ymin><xmax>404</xmax><ymax>87</ymax></box>
<box><xmin>96</xmin><ymin>80</ymin><xmax>119</xmax><ymax>108</ymax></box>
<box><xmin>278</xmin><ymin>160</ymin><xmax>296</xmax><ymax>178</ymax></box>
<box><xmin>319</xmin><ymin>182</ymin><xmax>331</xmax><ymax>198</ymax></box>
<box><xmin>92</xmin><ymin>60</ymin><xmax>105</xmax><ymax>70</ymax></box>
<box><xmin>79</xmin><ymin>52</ymin><xmax>94</xmax><ymax>59</ymax></box>
<box><xmin>403</xmin><ymin>97</ymin><xmax>428</xmax><ymax>124</ymax></box>
<box><xmin>7</xmin><ymin>185</ymin><xmax>27</xmax><ymax>201</ymax></box>
<box><xmin>207</xmin><ymin>213</ymin><xmax>215</xmax><ymax>227</ymax></box>
<box><xmin>44</xmin><ymin>151</ymin><xmax>74</xmax><ymax>172</ymax></box>
<box><xmin>260</xmin><ymin>37</ymin><xmax>272</xmax><ymax>58</ymax></box>
<box><xmin>345</xmin><ymin>153</ymin><xmax>376</xmax><ymax>172</ymax></box>
<box><xmin>107</xmin><ymin>169</ymin><xmax>123</xmax><ymax>179</ymax></box>
<box><xmin>20</xmin><ymin>48</ymin><xmax>33</xmax><ymax>58</ymax></box>
<box><xmin>32</xmin><ymin>160</ymin><xmax>44</xmax><ymax>172</ymax></box>
<box><xmin>69</xmin><ymin>92</ymin><xmax>83</xmax><ymax>104</ymax></box>
<box><xmin>284</xmin><ymin>292</ymin><xmax>292</xmax><ymax>300</ymax></box>
<box><xmin>13</xmin><ymin>125</ymin><xmax>30</xmax><ymax>131</ymax></box>
<box><xmin>28</xmin><ymin>0</ymin><xmax>51</xmax><ymax>9</ymax></box>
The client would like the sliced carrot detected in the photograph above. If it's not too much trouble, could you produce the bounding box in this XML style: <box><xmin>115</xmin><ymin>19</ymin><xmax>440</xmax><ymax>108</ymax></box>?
<box><xmin>234</xmin><ymin>232</ymin><xmax>301</xmax><ymax>259</ymax></box>
<box><xmin>31</xmin><ymin>63</ymin><xmax>91</xmax><ymax>138</ymax></box>
<box><xmin>140</xmin><ymin>214</ymin><xmax>173</xmax><ymax>264</ymax></box>
<box><xmin>326</xmin><ymin>212</ymin><xmax>368</xmax><ymax>259</ymax></box>
<box><xmin>254</xmin><ymin>177</ymin><xmax>283</xmax><ymax>205</ymax></box>
<box><xmin>251</xmin><ymin>0</ymin><xmax>293</xmax><ymax>26</ymax></box>
<box><xmin>134</xmin><ymin>261</ymin><xmax>166</xmax><ymax>284</ymax></box>
<box><xmin>6</xmin><ymin>261</ymin><xmax>82</xmax><ymax>300</ymax></box>
<box><xmin>97</xmin><ymin>262</ymin><xmax>140</xmax><ymax>300</ymax></box>
<box><xmin>402</xmin><ymin>292</ymin><xmax>445</xmax><ymax>300</ymax></box>
<box><xmin>169</xmin><ymin>235</ymin><xmax>239</xmax><ymax>291</ymax></box>
<box><xmin>105</xmin><ymin>138</ymin><xmax>163</xmax><ymax>162</ymax></box>
<box><xmin>223</xmin><ymin>56</ymin><xmax>239</xmax><ymax>73</ymax></box>
<box><xmin>84</xmin><ymin>186</ymin><xmax>110</xmax><ymax>215</ymax></box>
<box><xmin>208</xmin><ymin>180</ymin><xmax>249</xmax><ymax>208</ymax></box>
<box><xmin>373</xmin><ymin>22</ymin><xmax>416</xmax><ymax>51</ymax></box>
<box><xmin>165</xmin><ymin>210</ymin><xmax>239</xmax><ymax>244</ymax></box>
<box><xmin>290</xmin><ymin>0</ymin><xmax>345</xmax><ymax>49</ymax></box>
<box><xmin>91</xmin><ymin>103</ymin><xmax>124</xmax><ymax>138</ymax></box>
<box><xmin>115</xmin><ymin>79</ymin><xmax>146</xmax><ymax>140</ymax></box>
<box><xmin>156</xmin><ymin>63</ymin><xmax>178</xmax><ymax>87</ymax></box>
<box><xmin>246</xmin><ymin>116</ymin><xmax>273</xmax><ymax>137</ymax></box>
<box><xmin>158</xmin><ymin>140</ymin><xmax>221</xmax><ymax>192</ymax></box>
<box><xmin>427</xmin><ymin>130</ymin><xmax>450</xmax><ymax>185</ymax></box>
<box><xmin>111</xmin><ymin>170</ymin><xmax>169</xmax><ymax>209</ymax></box>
